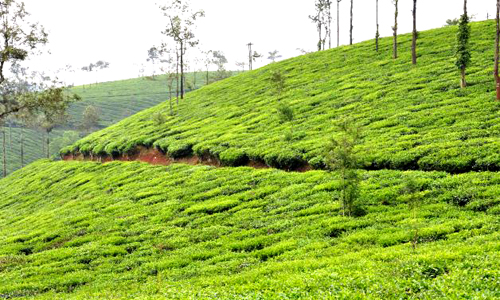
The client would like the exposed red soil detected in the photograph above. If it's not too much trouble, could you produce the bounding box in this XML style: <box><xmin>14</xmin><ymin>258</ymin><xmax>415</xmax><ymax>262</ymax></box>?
<box><xmin>62</xmin><ymin>146</ymin><xmax>313</xmax><ymax>173</ymax></box>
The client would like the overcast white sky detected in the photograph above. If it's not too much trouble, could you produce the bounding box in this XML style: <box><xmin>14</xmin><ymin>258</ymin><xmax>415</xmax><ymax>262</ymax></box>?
<box><xmin>21</xmin><ymin>0</ymin><xmax>493</xmax><ymax>85</ymax></box>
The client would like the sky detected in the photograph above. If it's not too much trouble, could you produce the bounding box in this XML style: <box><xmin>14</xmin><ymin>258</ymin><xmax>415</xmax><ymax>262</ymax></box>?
<box><xmin>20</xmin><ymin>0</ymin><xmax>494</xmax><ymax>86</ymax></box>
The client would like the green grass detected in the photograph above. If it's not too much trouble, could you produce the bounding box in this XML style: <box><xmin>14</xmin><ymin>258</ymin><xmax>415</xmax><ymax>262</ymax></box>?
<box><xmin>65</xmin><ymin>20</ymin><xmax>500</xmax><ymax>173</ymax></box>
<box><xmin>0</xmin><ymin>160</ymin><xmax>498</xmax><ymax>299</ymax></box>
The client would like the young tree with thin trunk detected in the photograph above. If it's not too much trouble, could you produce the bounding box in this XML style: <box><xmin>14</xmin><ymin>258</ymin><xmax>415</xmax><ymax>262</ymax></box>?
<box><xmin>349</xmin><ymin>0</ymin><xmax>354</xmax><ymax>45</ymax></box>
<box><xmin>268</xmin><ymin>50</ymin><xmax>282</xmax><ymax>63</ymax></box>
<box><xmin>19</xmin><ymin>127</ymin><xmax>24</xmax><ymax>167</ymax></box>
<box><xmin>392</xmin><ymin>0</ymin><xmax>399</xmax><ymax>59</ymax></box>
<box><xmin>36</xmin><ymin>87</ymin><xmax>78</xmax><ymax>158</ymax></box>
<box><xmin>1</xmin><ymin>122</ymin><xmax>5</xmax><ymax>177</ymax></box>
<box><xmin>376</xmin><ymin>0</ymin><xmax>380</xmax><ymax>51</ymax></box>
<box><xmin>326</xmin><ymin>120</ymin><xmax>362</xmax><ymax>217</ymax></box>
<box><xmin>159</xmin><ymin>51</ymin><xmax>177</xmax><ymax>116</ymax></box>
<box><xmin>455</xmin><ymin>0</ymin><xmax>471</xmax><ymax>88</ymax></box>
<box><xmin>310</xmin><ymin>0</ymin><xmax>330</xmax><ymax>51</ymax></box>
<box><xmin>247</xmin><ymin>43</ymin><xmax>254</xmax><ymax>70</ymax></box>
<box><xmin>159</xmin><ymin>0</ymin><xmax>205</xmax><ymax>101</ymax></box>
<box><xmin>202</xmin><ymin>50</ymin><xmax>212</xmax><ymax>85</ymax></box>
<box><xmin>495</xmin><ymin>0</ymin><xmax>500</xmax><ymax>100</ymax></box>
<box><xmin>412</xmin><ymin>0</ymin><xmax>418</xmax><ymax>65</ymax></box>
<box><xmin>326</xmin><ymin>1</ymin><xmax>333</xmax><ymax>49</ymax></box>
<box><xmin>337</xmin><ymin>0</ymin><xmax>342</xmax><ymax>47</ymax></box>
<box><xmin>235</xmin><ymin>62</ymin><xmax>246</xmax><ymax>72</ymax></box>
<box><xmin>80</xmin><ymin>105</ymin><xmax>100</xmax><ymax>135</ymax></box>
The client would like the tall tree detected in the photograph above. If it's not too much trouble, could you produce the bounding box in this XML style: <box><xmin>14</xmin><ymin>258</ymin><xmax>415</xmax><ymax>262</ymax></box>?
<box><xmin>268</xmin><ymin>50</ymin><xmax>282</xmax><ymax>63</ymax></box>
<box><xmin>80</xmin><ymin>105</ymin><xmax>100</xmax><ymax>135</ymax></box>
<box><xmin>326</xmin><ymin>0</ymin><xmax>333</xmax><ymax>48</ymax></box>
<box><xmin>412</xmin><ymin>0</ymin><xmax>418</xmax><ymax>65</ymax></box>
<box><xmin>36</xmin><ymin>87</ymin><xmax>79</xmax><ymax>158</ymax></box>
<box><xmin>247</xmin><ymin>43</ymin><xmax>254</xmax><ymax>70</ymax></box>
<box><xmin>0</xmin><ymin>0</ymin><xmax>53</xmax><ymax>122</ymax></box>
<box><xmin>1</xmin><ymin>121</ymin><xmax>5</xmax><ymax>177</ymax></box>
<box><xmin>147</xmin><ymin>47</ymin><xmax>161</xmax><ymax>78</ymax></box>
<box><xmin>375</xmin><ymin>0</ymin><xmax>380</xmax><ymax>51</ymax></box>
<box><xmin>337</xmin><ymin>0</ymin><xmax>342</xmax><ymax>47</ymax></box>
<box><xmin>310</xmin><ymin>0</ymin><xmax>328</xmax><ymax>51</ymax></box>
<box><xmin>495</xmin><ymin>0</ymin><xmax>500</xmax><ymax>100</ymax></box>
<box><xmin>161</xmin><ymin>50</ymin><xmax>177</xmax><ymax>115</ymax></box>
<box><xmin>211</xmin><ymin>50</ymin><xmax>229</xmax><ymax>80</ymax></box>
<box><xmin>392</xmin><ymin>0</ymin><xmax>399</xmax><ymax>59</ymax></box>
<box><xmin>456</xmin><ymin>0</ymin><xmax>471</xmax><ymax>88</ymax></box>
<box><xmin>160</xmin><ymin>0</ymin><xmax>205</xmax><ymax>100</ymax></box>
<box><xmin>202</xmin><ymin>50</ymin><xmax>212</xmax><ymax>85</ymax></box>
<box><xmin>349</xmin><ymin>0</ymin><xmax>354</xmax><ymax>45</ymax></box>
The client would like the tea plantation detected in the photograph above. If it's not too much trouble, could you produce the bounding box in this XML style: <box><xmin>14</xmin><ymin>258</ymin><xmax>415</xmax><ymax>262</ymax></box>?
<box><xmin>64</xmin><ymin>21</ymin><xmax>500</xmax><ymax>174</ymax></box>
<box><xmin>0</xmin><ymin>71</ymin><xmax>219</xmax><ymax>175</ymax></box>
<box><xmin>0</xmin><ymin>161</ymin><xmax>498</xmax><ymax>299</ymax></box>
<box><xmin>0</xmin><ymin>20</ymin><xmax>499</xmax><ymax>299</ymax></box>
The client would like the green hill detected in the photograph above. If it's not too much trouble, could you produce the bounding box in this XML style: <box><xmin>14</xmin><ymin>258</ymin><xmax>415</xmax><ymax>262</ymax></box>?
<box><xmin>0</xmin><ymin>161</ymin><xmax>498</xmax><ymax>298</ymax></box>
<box><xmin>64</xmin><ymin>21</ymin><xmax>500</xmax><ymax>174</ymax></box>
<box><xmin>0</xmin><ymin>71</ymin><xmax>221</xmax><ymax>175</ymax></box>
<box><xmin>0</xmin><ymin>20</ymin><xmax>499</xmax><ymax>299</ymax></box>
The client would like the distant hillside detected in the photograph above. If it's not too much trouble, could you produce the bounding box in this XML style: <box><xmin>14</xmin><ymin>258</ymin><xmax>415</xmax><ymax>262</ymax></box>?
<box><xmin>68</xmin><ymin>72</ymin><xmax>216</xmax><ymax>128</ymax></box>
<box><xmin>65</xmin><ymin>21</ymin><xmax>500</xmax><ymax>174</ymax></box>
<box><xmin>0</xmin><ymin>160</ymin><xmax>498</xmax><ymax>298</ymax></box>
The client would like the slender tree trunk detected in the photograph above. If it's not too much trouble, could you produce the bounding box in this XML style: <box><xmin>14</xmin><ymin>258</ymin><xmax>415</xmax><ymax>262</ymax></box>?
<box><xmin>193</xmin><ymin>70</ymin><xmax>197</xmax><ymax>89</ymax></box>
<box><xmin>393</xmin><ymin>0</ymin><xmax>399</xmax><ymax>59</ymax></box>
<box><xmin>376</xmin><ymin>0</ymin><xmax>379</xmax><ymax>51</ymax></box>
<box><xmin>461</xmin><ymin>0</ymin><xmax>468</xmax><ymax>88</ymax></box>
<box><xmin>412</xmin><ymin>0</ymin><xmax>417</xmax><ymax>65</ymax></box>
<box><xmin>176</xmin><ymin>48</ymin><xmax>179</xmax><ymax>105</ymax></box>
<box><xmin>248</xmin><ymin>43</ymin><xmax>252</xmax><ymax>70</ymax></box>
<box><xmin>180</xmin><ymin>41</ymin><xmax>185</xmax><ymax>100</ymax></box>
<box><xmin>337</xmin><ymin>0</ymin><xmax>340</xmax><ymax>47</ymax></box>
<box><xmin>206</xmin><ymin>68</ymin><xmax>209</xmax><ymax>85</ymax></box>
<box><xmin>317</xmin><ymin>22</ymin><xmax>322</xmax><ymax>51</ymax></box>
<box><xmin>461</xmin><ymin>67</ymin><xmax>467</xmax><ymax>88</ymax></box>
<box><xmin>8</xmin><ymin>122</ymin><xmax>12</xmax><ymax>149</ymax></box>
<box><xmin>41</xmin><ymin>130</ymin><xmax>45</xmax><ymax>157</ymax></box>
<box><xmin>328</xmin><ymin>1</ymin><xmax>332</xmax><ymax>49</ymax></box>
<box><xmin>495</xmin><ymin>0</ymin><xmax>500</xmax><ymax>100</ymax></box>
<box><xmin>169</xmin><ymin>85</ymin><xmax>173</xmax><ymax>116</ymax></box>
<box><xmin>46</xmin><ymin>131</ymin><xmax>50</xmax><ymax>159</ymax></box>
<box><xmin>2</xmin><ymin>128</ymin><xmax>6</xmax><ymax>178</ymax></box>
<box><xmin>349</xmin><ymin>0</ymin><xmax>353</xmax><ymax>45</ymax></box>
<box><xmin>20</xmin><ymin>127</ymin><xmax>24</xmax><ymax>168</ymax></box>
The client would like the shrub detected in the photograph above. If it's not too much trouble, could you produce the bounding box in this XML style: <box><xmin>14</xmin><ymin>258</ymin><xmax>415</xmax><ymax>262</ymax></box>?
<box><xmin>167</xmin><ymin>141</ymin><xmax>193</xmax><ymax>159</ymax></box>
<box><xmin>219</xmin><ymin>148</ymin><xmax>248</xmax><ymax>167</ymax></box>
<box><xmin>151</xmin><ymin>112</ymin><xmax>167</xmax><ymax>125</ymax></box>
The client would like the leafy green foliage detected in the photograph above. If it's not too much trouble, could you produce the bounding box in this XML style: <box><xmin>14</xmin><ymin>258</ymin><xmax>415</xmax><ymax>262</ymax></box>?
<box><xmin>455</xmin><ymin>12</ymin><xmax>471</xmax><ymax>71</ymax></box>
<box><xmin>269</xmin><ymin>69</ymin><xmax>285</xmax><ymax>101</ymax></box>
<box><xmin>0</xmin><ymin>71</ymin><xmax>219</xmax><ymax>175</ymax></box>
<box><xmin>326</xmin><ymin>120</ymin><xmax>362</xmax><ymax>216</ymax></box>
<box><xmin>0</xmin><ymin>161</ymin><xmax>498</xmax><ymax>298</ymax></box>
<box><xmin>65</xmin><ymin>21</ymin><xmax>500</xmax><ymax>174</ymax></box>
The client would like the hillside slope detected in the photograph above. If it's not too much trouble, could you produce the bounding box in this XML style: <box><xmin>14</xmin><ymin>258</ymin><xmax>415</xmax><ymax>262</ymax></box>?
<box><xmin>64</xmin><ymin>21</ymin><xmax>500</xmax><ymax>173</ymax></box>
<box><xmin>0</xmin><ymin>160</ymin><xmax>498</xmax><ymax>299</ymax></box>
<box><xmin>0</xmin><ymin>72</ymin><xmax>221</xmax><ymax>175</ymax></box>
